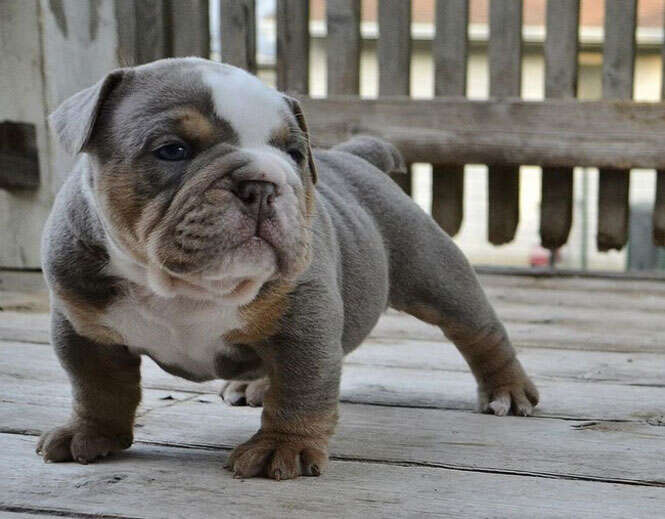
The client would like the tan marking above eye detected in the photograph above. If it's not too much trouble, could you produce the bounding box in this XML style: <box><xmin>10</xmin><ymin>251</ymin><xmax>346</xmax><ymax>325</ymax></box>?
<box><xmin>174</xmin><ymin>107</ymin><xmax>216</xmax><ymax>144</ymax></box>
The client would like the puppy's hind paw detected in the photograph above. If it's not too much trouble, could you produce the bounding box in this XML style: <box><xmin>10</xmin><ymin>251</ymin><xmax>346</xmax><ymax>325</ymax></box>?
<box><xmin>220</xmin><ymin>378</ymin><xmax>269</xmax><ymax>407</ymax></box>
<box><xmin>477</xmin><ymin>359</ymin><xmax>539</xmax><ymax>417</ymax></box>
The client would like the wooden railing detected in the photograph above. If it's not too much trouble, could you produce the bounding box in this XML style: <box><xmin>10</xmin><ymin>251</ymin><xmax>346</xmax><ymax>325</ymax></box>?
<box><xmin>3</xmin><ymin>0</ymin><xmax>665</xmax><ymax>269</ymax></box>
<box><xmin>219</xmin><ymin>0</ymin><xmax>665</xmax><ymax>253</ymax></box>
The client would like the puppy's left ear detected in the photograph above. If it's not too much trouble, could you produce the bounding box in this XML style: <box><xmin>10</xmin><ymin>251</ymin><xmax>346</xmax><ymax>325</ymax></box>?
<box><xmin>283</xmin><ymin>95</ymin><xmax>318</xmax><ymax>184</ymax></box>
<box><xmin>49</xmin><ymin>69</ymin><xmax>125</xmax><ymax>155</ymax></box>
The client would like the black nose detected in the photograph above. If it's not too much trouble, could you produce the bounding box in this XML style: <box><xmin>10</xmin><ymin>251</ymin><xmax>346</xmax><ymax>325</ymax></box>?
<box><xmin>234</xmin><ymin>180</ymin><xmax>276</xmax><ymax>220</ymax></box>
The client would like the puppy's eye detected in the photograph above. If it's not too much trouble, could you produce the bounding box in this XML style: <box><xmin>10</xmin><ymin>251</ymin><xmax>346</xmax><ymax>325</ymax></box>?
<box><xmin>154</xmin><ymin>143</ymin><xmax>190</xmax><ymax>161</ymax></box>
<box><xmin>287</xmin><ymin>148</ymin><xmax>305</xmax><ymax>164</ymax></box>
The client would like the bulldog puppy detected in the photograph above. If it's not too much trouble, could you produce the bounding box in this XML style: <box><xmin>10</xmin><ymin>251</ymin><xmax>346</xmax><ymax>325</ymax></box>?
<box><xmin>37</xmin><ymin>58</ymin><xmax>538</xmax><ymax>479</ymax></box>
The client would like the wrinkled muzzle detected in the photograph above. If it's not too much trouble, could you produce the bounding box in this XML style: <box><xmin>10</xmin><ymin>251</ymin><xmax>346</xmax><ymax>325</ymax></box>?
<box><xmin>146</xmin><ymin>149</ymin><xmax>312</xmax><ymax>295</ymax></box>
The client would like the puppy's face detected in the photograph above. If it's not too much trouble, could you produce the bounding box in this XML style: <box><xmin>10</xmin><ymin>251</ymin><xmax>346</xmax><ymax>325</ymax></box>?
<box><xmin>52</xmin><ymin>58</ymin><xmax>317</xmax><ymax>303</ymax></box>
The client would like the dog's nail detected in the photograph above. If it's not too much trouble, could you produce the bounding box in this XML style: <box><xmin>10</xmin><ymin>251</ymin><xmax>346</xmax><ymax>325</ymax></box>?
<box><xmin>233</xmin><ymin>471</ymin><xmax>243</xmax><ymax>479</ymax></box>
<box><xmin>273</xmin><ymin>469</ymin><xmax>282</xmax><ymax>481</ymax></box>
<box><xmin>77</xmin><ymin>457</ymin><xmax>89</xmax><ymax>465</ymax></box>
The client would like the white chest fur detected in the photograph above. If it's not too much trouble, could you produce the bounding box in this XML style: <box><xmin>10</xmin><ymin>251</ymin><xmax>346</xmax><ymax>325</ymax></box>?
<box><xmin>102</xmin><ymin>289</ymin><xmax>244</xmax><ymax>380</ymax></box>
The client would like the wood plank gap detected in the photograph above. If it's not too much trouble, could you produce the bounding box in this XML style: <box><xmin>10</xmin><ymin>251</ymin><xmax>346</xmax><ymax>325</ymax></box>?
<box><xmin>135</xmin><ymin>393</ymin><xmax>201</xmax><ymax>418</ymax></box>
<box><xmin>18</xmin><ymin>431</ymin><xmax>665</xmax><ymax>489</ymax></box>
<box><xmin>0</xmin><ymin>506</ymin><xmax>144</xmax><ymax>519</ymax></box>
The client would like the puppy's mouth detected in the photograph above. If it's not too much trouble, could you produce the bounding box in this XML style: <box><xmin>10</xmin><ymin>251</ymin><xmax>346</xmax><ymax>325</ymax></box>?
<box><xmin>146</xmin><ymin>235</ymin><xmax>279</xmax><ymax>301</ymax></box>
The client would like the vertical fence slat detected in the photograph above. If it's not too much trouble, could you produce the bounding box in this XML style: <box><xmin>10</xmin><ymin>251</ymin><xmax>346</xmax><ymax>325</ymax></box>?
<box><xmin>432</xmin><ymin>0</ymin><xmax>468</xmax><ymax>235</ymax></box>
<box><xmin>220</xmin><ymin>0</ymin><xmax>256</xmax><ymax>72</ymax></box>
<box><xmin>115</xmin><ymin>0</ymin><xmax>170</xmax><ymax>65</ymax></box>
<box><xmin>488</xmin><ymin>0</ymin><xmax>522</xmax><ymax>245</ymax></box>
<box><xmin>169</xmin><ymin>0</ymin><xmax>210</xmax><ymax>58</ymax></box>
<box><xmin>653</xmin><ymin>10</ymin><xmax>665</xmax><ymax>246</ymax></box>
<box><xmin>326</xmin><ymin>0</ymin><xmax>361</xmax><ymax>95</ymax></box>
<box><xmin>540</xmin><ymin>0</ymin><xmax>579</xmax><ymax>250</ymax></box>
<box><xmin>276</xmin><ymin>0</ymin><xmax>309</xmax><ymax>94</ymax></box>
<box><xmin>597</xmin><ymin>0</ymin><xmax>636</xmax><ymax>251</ymax></box>
<box><xmin>378</xmin><ymin>0</ymin><xmax>412</xmax><ymax>194</ymax></box>
<box><xmin>135</xmin><ymin>0</ymin><xmax>170</xmax><ymax>64</ymax></box>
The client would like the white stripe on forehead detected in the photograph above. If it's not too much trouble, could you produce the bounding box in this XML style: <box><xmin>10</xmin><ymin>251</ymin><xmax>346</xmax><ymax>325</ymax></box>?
<box><xmin>200</xmin><ymin>65</ymin><xmax>286</xmax><ymax>147</ymax></box>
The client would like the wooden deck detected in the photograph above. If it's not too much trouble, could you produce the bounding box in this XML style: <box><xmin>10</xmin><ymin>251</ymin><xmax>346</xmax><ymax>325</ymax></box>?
<box><xmin>1</xmin><ymin>273</ymin><xmax>664</xmax><ymax>518</ymax></box>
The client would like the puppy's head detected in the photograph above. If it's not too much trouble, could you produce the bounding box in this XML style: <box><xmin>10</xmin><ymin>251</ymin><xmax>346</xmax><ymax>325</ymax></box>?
<box><xmin>51</xmin><ymin>58</ymin><xmax>317</xmax><ymax>303</ymax></box>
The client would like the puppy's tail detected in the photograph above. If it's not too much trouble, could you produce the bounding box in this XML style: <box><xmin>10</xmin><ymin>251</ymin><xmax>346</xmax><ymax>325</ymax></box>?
<box><xmin>332</xmin><ymin>135</ymin><xmax>407</xmax><ymax>176</ymax></box>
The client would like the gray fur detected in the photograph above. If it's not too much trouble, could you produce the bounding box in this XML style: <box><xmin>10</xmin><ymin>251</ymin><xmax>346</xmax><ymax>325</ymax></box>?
<box><xmin>38</xmin><ymin>58</ymin><xmax>538</xmax><ymax>477</ymax></box>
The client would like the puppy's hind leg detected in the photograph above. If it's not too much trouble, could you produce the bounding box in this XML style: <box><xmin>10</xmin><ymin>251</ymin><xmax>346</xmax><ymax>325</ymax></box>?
<box><xmin>386</xmin><ymin>211</ymin><xmax>539</xmax><ymax>416</ymax></box>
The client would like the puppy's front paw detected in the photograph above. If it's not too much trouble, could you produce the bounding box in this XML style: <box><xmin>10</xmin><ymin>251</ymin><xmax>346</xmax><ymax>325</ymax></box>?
<box><xmin>36</xmin><ymin>422</ymin><xmax>133</xmax><ymax>464</ymax></box>
<box><xmin>226</xmin><ymin>431</ymin><xmax>328</xmax><ymax>480</ymax></box>
<box><xmin>220</xmin><ymin>378</ymin><xmax>269</xmax><ymax>407</ymax></box>
<box><xmin>477</xmin><ymin>358</ymin><xmax>539</xmax><ymax>416</ymax></box>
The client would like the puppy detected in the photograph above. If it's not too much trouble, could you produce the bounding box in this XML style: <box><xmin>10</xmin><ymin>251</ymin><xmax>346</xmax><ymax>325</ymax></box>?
<box><xmin>37</xmin><ymin>58</ymin><xmax>538</xmax><ymax>479</ymax></box>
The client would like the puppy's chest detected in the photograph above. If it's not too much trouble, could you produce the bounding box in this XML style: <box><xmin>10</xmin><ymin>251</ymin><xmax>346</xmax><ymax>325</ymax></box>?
<box><xmin>102</xmin><ymin>291</ymin><xmax>243</xmax><ymax>380</ymax></box>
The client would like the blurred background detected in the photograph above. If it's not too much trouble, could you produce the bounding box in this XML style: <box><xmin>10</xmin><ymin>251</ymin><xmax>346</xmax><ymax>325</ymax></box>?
<box><xmin>3</xmin><ymin>0</ymin><xmax>665</xmax><ymax>273</ymax></box>
<box><xmin>216</xmin><ymin>0</ymin><xmax>665</xmax><ymax>271</ymax></box>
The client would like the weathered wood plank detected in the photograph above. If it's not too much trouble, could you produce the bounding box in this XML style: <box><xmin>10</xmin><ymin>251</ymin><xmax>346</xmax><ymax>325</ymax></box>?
<box><xmin>378</xmin><ymin>0</ymin><xmax>410</xmax><ymax>97</ymax></box>
<box><xmin>378</xmin><ymin>0</ymin><xmax>412</xmax><ymax>194</ymax></box>
<box><xmin>0</xmin><ymin>270</ymin><xmax>45</xmax><ymax>292</ymax></box>
<box><xmin>168</xmin><ymin>0</ymin><xmax>210</xmax><ymax>58</ymax></box>
<box><xmin>5</xmin><ymin>302</ymin><xmax>662</xmax><ymax>354</ymax></box>
<box><xmin>597</xmin><ymin>0</ymin><xmax>636</xmax><ymax>251</ymax></box>
<box><xmin>372</xmin><ymin>309</ymin><xmax>665</xmax><ymax>353</ymax></box>
<box><xmin>540</xmin><ymin>0</ymin><xmax>579</xmax><ymax>250</ymax></box>
<box><xmin>3</xmin><ymin>376</ymin><xmax>665</xmax><ymax>487</ymax></box>
<box><xmin>3</xmin><ymin>348</ymin><xmax>665</xmax><ymax>487</ymax></box>
<box><xmin>326</xmin><ymin>0</ymin><xmax>360</xmax><ymax>95</ymax></box>
<box><xmin>141</xmin><ymin>402</ymin><xmax>665</xmax><ymax>485</ymax></box>
<box><xmin>3</xmin><ymin>434</ymin><xmax>664</xmax><ymax>519</ymax></box>
<box><xmin>276</xmin><ymin>0</ymin><xmax>309</xmax><ymax>94</ymax></box>
<box><xmin>1</xmin><ymin>0</ymin><xmax>123</xmax><ymax>267</ymax></box>
<box><xmin>431</xmin><ymin>0</ymin><xmax>468</xmax><ymax>235</ymax></box>
<box><xmin>345</xmin><ymin>338</ymin><xmax>665</xmax><ymax>387</ymax></box>
<box><xmin>134</xmin><ymin>0</ymin><xmax>170</xmax><ymax>64</ymax></box>
<box><xmin>475</xmin><ymin>272</ymin><xmax>665</xmax><ymax>295</ymax></box>
<box><xmin>5</xmin><ymin>271</ymin><xmax>665</xmax><ymax>352</ymax></box>
<box><xmin>301</xmin><ymin>97</ymin><xmax>665</xmax><ymax>169</ymax></box>
<box><xmin>0</xmin><ymin>311</ymin><xmax>49</xmax><ymax>343</ymax></box>
<box><xmin>339</xmin><ymin>364</ymin><xmax>665</xmax><ymax>421</ymax></box>
<box><xmin>219</xmin><ymin>0</ymin><xmax>256</xmax><ymax>72</ymax></box>
<box><xmin>3</xmin><ymin>338</ymin><xmax>663</xmax><ymax>422</ymax></box>
<box><xmin>488</xmin><ymin>0</ymin><xmax>522</xmax><ymax>244</ymax></box>
<box><xmin>6</xmin><ymin>326</ymin><xmax>663</xmax><ymax>396</ymax></box>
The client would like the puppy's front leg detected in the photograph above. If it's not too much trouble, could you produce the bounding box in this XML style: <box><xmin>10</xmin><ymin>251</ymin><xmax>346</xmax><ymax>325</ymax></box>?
<box><xmin>227</xmin><ymin>322</ymin><xmax>343</xmax><ymax>480</ymax></box>
<box><xmin>37</xmin><ymin>310</ymin><xmax>141</xmax><ymax>463</ymax></box>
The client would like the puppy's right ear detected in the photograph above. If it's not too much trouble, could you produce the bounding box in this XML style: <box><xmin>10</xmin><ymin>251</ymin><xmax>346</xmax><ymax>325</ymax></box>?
<box><xmin>49</xmin><ymin>69</ymin><xmax>125</xmax><ymax>155</ymax></box>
